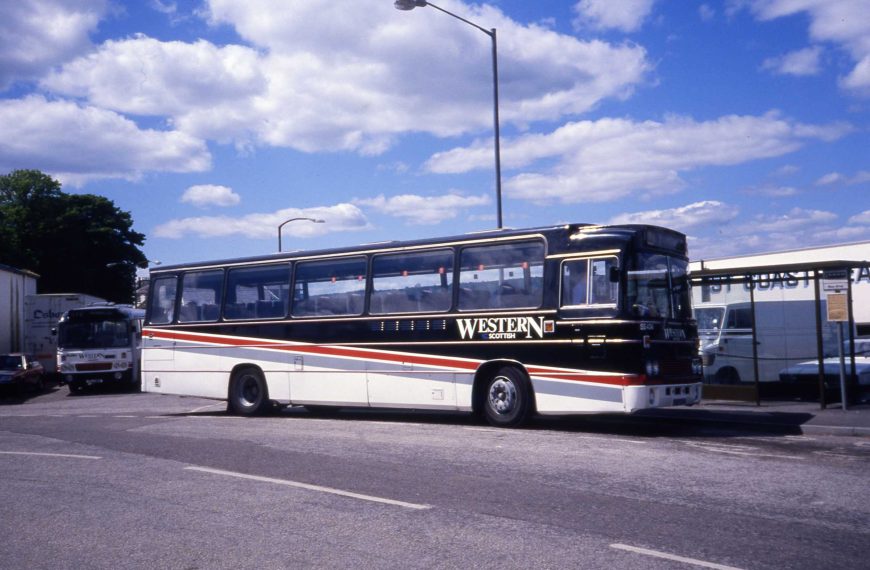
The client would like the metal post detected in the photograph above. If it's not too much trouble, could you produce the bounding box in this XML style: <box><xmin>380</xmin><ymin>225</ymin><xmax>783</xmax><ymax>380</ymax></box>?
<box><xmin>395</xmin><ymin>0</ymin><xmax>504</xmax><ymax>228</ymax></box>
<box><xmin>490</xmin><ymin>27</ymin><xmax>503</xmax><ymax>229</ymax></box>
<box><xmin>812</xmin><ymin>273</ymin><xmax>826</xmax><ymax>409</ymax></box>
<box><xmin>748</xmin><ymin>274</ymin><xmax>761</xmax><ymax>406</ymax></box>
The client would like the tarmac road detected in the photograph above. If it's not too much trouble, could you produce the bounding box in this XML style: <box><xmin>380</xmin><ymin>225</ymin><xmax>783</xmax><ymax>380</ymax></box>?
<box><xmin>1</xmin><ymin>386</ymin><xmax>868</xmax><ymax>569</ymax></box>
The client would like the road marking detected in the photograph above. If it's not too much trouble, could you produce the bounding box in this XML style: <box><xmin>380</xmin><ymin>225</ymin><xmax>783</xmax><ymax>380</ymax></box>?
<box><xmin>610</xmin><ymin>544</ymin><xmax>746</xmax><ymax>570</ymax></box>
<box><xmin>0</xmin><ymin>451</ymin><xmax>101</xmax><ymax>460</ymax></box>
<box><xmin>184</xmin><ymin>466</ymin><xmax>432</xmax><ymax>510</ymax></box>
<box><xmin>682</xmin><ymin>441</ymin><xmax>802</xmax><ymax>460</ymax></box>
<box><xmin>187</xmin><ymin>403</ymin><xmax>225</xmax><ymax>414</ymax></box>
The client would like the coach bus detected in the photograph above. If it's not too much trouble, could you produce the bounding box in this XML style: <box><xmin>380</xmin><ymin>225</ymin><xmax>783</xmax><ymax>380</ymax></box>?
<box><xmin>57</xmin><ymin>304</ymin><xmax>145</xmax><ymax>393</ymax></box>
<box><xmin>142</xmin><ymin>223</ymin><xmax>702</xmax><ymax>426</ymax></box>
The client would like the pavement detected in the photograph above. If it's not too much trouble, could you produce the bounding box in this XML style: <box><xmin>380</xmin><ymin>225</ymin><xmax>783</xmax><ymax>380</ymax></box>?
<box><xmin>642</xmin><ymin>398</ymin><xmax>870</xmax><ymax>436</ymax></box>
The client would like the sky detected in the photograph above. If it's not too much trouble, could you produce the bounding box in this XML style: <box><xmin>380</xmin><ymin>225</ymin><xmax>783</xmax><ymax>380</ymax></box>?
<box><xmin>1</xmin><ymin>0</ymin><xmax>868</xmax><ymax>271</ymax></box>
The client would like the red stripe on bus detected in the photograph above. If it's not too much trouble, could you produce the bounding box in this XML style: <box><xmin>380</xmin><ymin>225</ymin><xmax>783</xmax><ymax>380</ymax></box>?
<box><xmin>144</xmin><ymin>328</ymin><xmax>642</xmax><ymax>387</ymax></box>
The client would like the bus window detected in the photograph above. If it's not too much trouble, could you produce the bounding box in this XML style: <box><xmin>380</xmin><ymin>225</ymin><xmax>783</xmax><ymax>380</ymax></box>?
<box><xmin>458</xmin><ymin>241</ymin><xmax>544</xmax><ymax>310</ymax></box>
<box><xmin>225</xmin><ymin>264</ymin><xmax>291</xmax><ymax>320</ymax></box>
<box><xmin>590</xmin><ymin>258</ymin><xmax>618</xmax><ymax>305</ymax></box>
<box><xmin>561</xmin><ymin>260</ymin><xmax>589</xmax><ymax>306</ymax></box>
<box><xmin>371</xmin><ymin>249</ymin><xmax>454</xmax><ymax>314</ymax></box>
<box><xmin>292</xmin><ymin>257</ymin><xmax>366</xmax><ymax>317</ymax></box>
<box><xmin>178</xmin><ymin>270</ymin><xmax>224</xmax><ymax>323</ymax></box>
<box><xmin>147</xmin><ymin>276</ymin><xmax>178</xmax><ymax>324</ymax></box>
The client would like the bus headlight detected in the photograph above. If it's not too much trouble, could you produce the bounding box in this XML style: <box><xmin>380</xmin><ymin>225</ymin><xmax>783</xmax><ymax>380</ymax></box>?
<box><xmin>692</xmin><ymin>359</ymin><xmax>703</xmax><ymax>376</ymax></box>
<box><xmin>645</xmin><ymin>360</ymin><xmax>660</xmax><ymax>377</ymax></box>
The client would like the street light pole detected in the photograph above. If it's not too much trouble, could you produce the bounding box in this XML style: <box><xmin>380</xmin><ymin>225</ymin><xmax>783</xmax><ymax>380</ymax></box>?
<box><xmin>278</xmin><ymin>217</ymin><xmax>325</xmax><ymax>252</ymax></box>
<box><xmin>394</xmin><ymin>0</ymin><xmax>503</xmax><ymax>229</ymax></box>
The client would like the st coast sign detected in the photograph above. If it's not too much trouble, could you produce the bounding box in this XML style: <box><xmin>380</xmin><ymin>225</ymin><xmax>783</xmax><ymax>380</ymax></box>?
<box><xmin>457</xmin><ymin>316</ymin><xmax>553</xmax><ymax>340</ymax></box>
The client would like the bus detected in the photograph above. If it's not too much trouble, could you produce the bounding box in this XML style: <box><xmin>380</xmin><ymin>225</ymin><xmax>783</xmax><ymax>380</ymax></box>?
<box><xmin>57</xmin><ymin>304</ymin><xmax>145</xmax><ymax>393</ymax></box>
<box><xmin>142</xmin><ymin>224</ymin><xmax>703</xmax><ymax>426</ymax></box>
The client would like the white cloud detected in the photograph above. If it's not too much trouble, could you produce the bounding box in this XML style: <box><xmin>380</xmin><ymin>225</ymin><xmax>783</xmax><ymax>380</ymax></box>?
<box><xmin>815</xmin><ymin>172</ymin><xmax>844</xmax><ymax>186</ymax></box>
<box><xmin>0</xmin><ymin>0</ymin><xmax>107</xmax><ymax>90</ymax></box>
<box><xmin>744</xmin><ymin>185</ymin><xmax>799</xmax><ymax>197</ymax></box>
<box><xmin>425</xmin><ymin>112</ymin><xmax>852</xmax><ymax>204</ymax></box>
<box><xmin>38</xmin><ymin>0</ymin><xmax>649</xmax><ymax>159</ymax></box>
<box><xmin>42</xmin><ymin>36</ymin><xmax>266</xmax><ymax>117</ymax></box>
<box><xmin>608</xmin><ymin>201</ymin><xmax>739</xmax><ymax>233</ymax></box>
<box><xmin>180</xmin><ymin>185</ymin><xmax>240</xmax><ymax>208</ymax></box>
<box><xmin>154</xmin><ymin>203</ymin><xmax>369</xmax><ymax>239</ymax></box>
<box><xmin>746</xmin><ymin>0</ymin><xmax>870</xmax><ymax>94</ymax></box>
<box><xmin>761</xmin><ymin>46</ymin><xmax>823</xmax><ymax>76</ymax></box>
<box><xmin>815</xmin><ymin>170</ymin><xmax>870</xmax><ymax>186</ymax></box>
<box><xmin>356</xmin><ymin>193</ymin><xmax>491</xmax><ymax>225</ymax></box>
<box><xmin>572</xmin><ymin>0</ymin><xmax>656</xmax><ymax>33</ymax></box>
<box><xmin>735</xmin><ymin>207</ymin><xmax>838</xmax><ymax>236</ymax></box>
<box><xmin>0</xmin><ymin>95</ymin><xmax>210</xmax><ymax>185</ymax></box>
<box><xmin>849</xmin><ymin>210</ymin><xmax>870</xmax><ymax>225</ymax></box>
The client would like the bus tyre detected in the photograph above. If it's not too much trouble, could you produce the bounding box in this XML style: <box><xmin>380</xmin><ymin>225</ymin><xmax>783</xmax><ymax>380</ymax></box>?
<box><xmin>483</xmin><ymin>367</ymin><xmax>532</xmax><ymax>428</ymax></box>
<box><xmin>228</xmin><ymin>367</ymin><xmax>270</xmax><ymax>416</ymax></box>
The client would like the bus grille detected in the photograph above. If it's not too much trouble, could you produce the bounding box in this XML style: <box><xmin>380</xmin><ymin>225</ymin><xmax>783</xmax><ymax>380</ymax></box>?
<box><xmin>660</xmin><ymin>359</ymin><xmax>692</xmax><ymax>377</ymax></box>
<box><xmin>75</xmin><ymin>363</ymin><xmax>112</xmax><ymax>372</ymax></box>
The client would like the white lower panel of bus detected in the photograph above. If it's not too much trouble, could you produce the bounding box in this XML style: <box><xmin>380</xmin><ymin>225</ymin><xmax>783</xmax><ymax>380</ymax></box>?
<box><xmin>142</xmin><ymin>332</ymin><xmax>699</xmax><ymax>414</ymax></box>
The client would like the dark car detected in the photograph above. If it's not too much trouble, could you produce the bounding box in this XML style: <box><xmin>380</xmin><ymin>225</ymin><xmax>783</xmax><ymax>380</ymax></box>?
<box><xmin>0</xmin><ymin>353</ymin><xmax>46</xmax><ymax>393</ymax></box>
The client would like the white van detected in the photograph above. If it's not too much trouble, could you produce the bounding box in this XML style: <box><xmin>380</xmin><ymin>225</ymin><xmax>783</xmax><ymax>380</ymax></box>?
<box><xmin>696</xmin><ymin>300</ymin><xmax>836</xmax><ymax>384</ymax></box>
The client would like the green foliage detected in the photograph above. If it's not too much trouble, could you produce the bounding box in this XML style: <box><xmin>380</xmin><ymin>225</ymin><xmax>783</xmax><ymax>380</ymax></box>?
<box><xmin>0</xmin><ymin>169</ymin><xmax>147</xmax><ymax>303</ymax></box>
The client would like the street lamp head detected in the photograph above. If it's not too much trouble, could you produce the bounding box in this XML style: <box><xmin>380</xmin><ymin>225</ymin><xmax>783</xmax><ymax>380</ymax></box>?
<box><xmin>394</xmin><ymin>0</ymin><xmax>427</xmax><ymax>11</ymax></box>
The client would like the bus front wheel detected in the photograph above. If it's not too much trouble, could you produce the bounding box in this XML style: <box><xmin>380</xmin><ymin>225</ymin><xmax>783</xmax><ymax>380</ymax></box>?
<box><xmin>482</xmin><ymin>367</ymin><xmax>532</xmax><ymax>428</ymax></box>
<box><xmin>228</xmin><ymin>367</ymin><xmax>270</xmax><ymax>416</ymax></box>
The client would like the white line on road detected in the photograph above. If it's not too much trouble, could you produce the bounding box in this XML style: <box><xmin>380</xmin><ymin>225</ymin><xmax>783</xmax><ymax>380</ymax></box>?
<box><xmin>186</xmin><ymin>403</ymin><xmax>226</xmax><ymax>414</ymax></box>
<box><xmin>0</xmin><ymin>451</ymin><xmax>102</xmax><ymax>460</ymax></box>
<box><xmin>184</xmin><ymin>466</ymin><xmax>432</xmax><ymax>510</ymax></box>
<box><xmin>610</xmin><ymin>544</ymin><xmax>746</xmax><ymax>570</ymax></box>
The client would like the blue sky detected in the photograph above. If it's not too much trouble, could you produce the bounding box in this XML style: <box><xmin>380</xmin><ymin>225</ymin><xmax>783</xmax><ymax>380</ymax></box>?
<box><xmin>1</xmin><ymin>0</ymin><xmax>868</xmax><ymax>270</ymax></box>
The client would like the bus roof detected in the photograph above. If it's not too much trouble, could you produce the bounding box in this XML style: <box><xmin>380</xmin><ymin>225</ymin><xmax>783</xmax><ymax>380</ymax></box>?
<box><xmin>151</xmin><ymin>223</ymin><xmax>686</xmax><ymax>274</ymax></box>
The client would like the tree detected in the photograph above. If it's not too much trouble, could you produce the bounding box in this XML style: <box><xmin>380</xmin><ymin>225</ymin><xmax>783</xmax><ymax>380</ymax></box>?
<box><xmin>0</xmin><ymin>169</ymin><xmax>147</xmax><ymax>303</ymax></box>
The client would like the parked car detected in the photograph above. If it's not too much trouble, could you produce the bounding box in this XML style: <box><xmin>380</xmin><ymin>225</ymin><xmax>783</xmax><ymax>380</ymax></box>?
<box><xmin>0</xmin><ymin>353</ymin><xmax>46</xmax><ymax>393</ymax></box>
<box><xmin>778</xmin><ymin>338</ymin><xmax>870</xmax><ymax>394</ymax></box>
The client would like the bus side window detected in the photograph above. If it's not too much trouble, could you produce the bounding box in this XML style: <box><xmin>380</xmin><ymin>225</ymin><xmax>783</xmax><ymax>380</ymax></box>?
<box><xmin>224</xmin><ymin>264</ymin><xmax>291</xmax><ymax>321</ymax></box>
<box><xmin>147</xmin><ymin>276</ymin><xmax>178</xmax><ymax>325</ymax></box>
<box><xmin>561</xmin><ymin>260</ymin><xmax>589</xmax><ymax>306</ymax></box>
<box><xmin>292</xmin><ymin>257</ymin><xmax>367</xmax><ymax>317</ymax></box>
<box><xmin>178</xmin><ymin>270</ymin><xmax>224</xmax><ymax>323</ymax></box>
<box><xmin>370</xmin><ymin>249</ymin><xmax>454</xmax><ymax>315</ymax></box>
<box><xmin>590</xmin><ymin>258</ymin><xmax>618</xmax><ymax>305</ymax></box>
<box><xmin>458</xmin><ymin>241</ymin><xmax>544</xmax><ymax>311</ymax></box>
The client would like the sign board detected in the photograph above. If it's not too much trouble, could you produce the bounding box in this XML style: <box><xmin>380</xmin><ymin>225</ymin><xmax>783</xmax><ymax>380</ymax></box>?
<box><xmin>826</xmin><ymin>293</ymin><xmax>849</xmax><ymax>322</ymax></box>
<box><xmin>823</xmin><ymin>269</ymin><xmax>849</xmax><ymax>292</ymax></box>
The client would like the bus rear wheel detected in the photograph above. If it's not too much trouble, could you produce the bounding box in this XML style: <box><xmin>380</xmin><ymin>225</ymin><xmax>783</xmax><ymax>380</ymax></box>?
<box><xmin>228</xmin><ymin>367</ymin><xmax>270</xmax><ymax>416</ymax></box>
<box><xmin>482</xmin><ymin>366</ymin><xmax>532</xmax><ymax>428</ymax></box>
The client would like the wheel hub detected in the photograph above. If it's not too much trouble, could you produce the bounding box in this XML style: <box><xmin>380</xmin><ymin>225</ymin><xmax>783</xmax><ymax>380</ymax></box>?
<box><xmin>488</xmin><ymin>377</ymin><xmax>517</xmax><ymax>415</ymax></box>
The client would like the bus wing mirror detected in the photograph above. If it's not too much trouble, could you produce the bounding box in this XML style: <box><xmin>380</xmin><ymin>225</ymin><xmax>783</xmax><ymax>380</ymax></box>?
<box><xmin>50</xmin><ymin>327</ymin><xmax>57</xmax><ymax>336</ymax></box>
<box><xmin>609</xmin><ymin>267</ymin><xmax>621</xmax><ymax>283</ymax></box>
